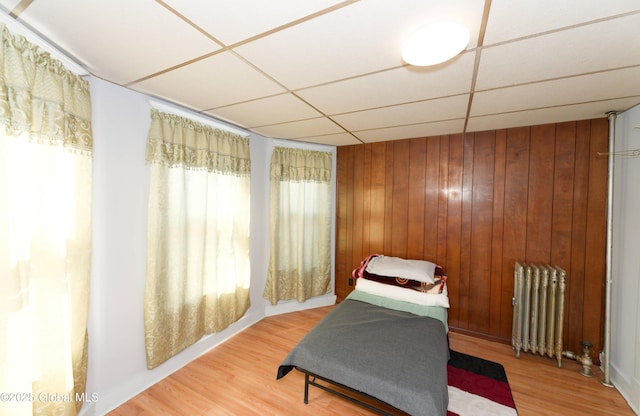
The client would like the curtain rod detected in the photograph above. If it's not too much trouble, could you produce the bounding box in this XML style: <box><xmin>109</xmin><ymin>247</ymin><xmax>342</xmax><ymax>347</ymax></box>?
<box><xmin>149</xmin><ymin>100</ymin><xmax>250</xmax><ymax>138</ymax></box>
<box><xmin>0</xmin><ymin>10</ymin><xmax>88</xmax><ymax>76</ymax></box>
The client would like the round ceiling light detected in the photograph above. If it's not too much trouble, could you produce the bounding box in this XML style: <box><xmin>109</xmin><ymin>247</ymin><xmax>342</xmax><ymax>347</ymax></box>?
<box><xmin>402</xmin><ymin>21</ymin><xmax>470</xmax><ymax>66</ymax></box>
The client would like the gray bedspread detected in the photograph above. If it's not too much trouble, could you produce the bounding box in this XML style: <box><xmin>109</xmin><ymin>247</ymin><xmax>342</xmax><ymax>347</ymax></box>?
<box><xmin>277</xmin><ymin>299</ymin><xmax>449</xmax><ymax>416</ymax></box>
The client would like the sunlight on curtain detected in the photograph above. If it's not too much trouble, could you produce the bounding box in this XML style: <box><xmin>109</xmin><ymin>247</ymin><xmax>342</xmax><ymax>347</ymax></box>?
<box><xmin>0</xmin><ymin>24</ymin><xmax>92</xmax><ymax>416</ymax></box>
<box><xmin>263</xmin><ymin>147</ymin><xmax>332</xmax><ymax>305</ymax></box>
<box><xmin>144</xmin><ymin>110</ymin><xmax>251</xmax><ymax>369</ymax></box>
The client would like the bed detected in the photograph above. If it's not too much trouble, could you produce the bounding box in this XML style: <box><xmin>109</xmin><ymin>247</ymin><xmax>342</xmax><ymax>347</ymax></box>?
<box><xmin>277</xmin><ymin>255</ymin><xmax>450</xmax><ymax>416</ymax></box>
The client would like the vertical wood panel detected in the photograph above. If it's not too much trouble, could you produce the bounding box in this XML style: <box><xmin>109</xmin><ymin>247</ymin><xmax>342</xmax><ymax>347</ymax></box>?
<box><xmin>383</xmin><ymin>143</ymin><xmax>394</xmax><ymax>255</ymax></box>
<box><xmin>335</xmin><ymin>146</ymin><xmax>353</xmax><ymax>299</ymax></box>
<box><xmin>468</xmin><ymin>131</ymin><xmax>495</xmax><ymax>334</ymax></box>
<box><xmin>391</xmin><ymin>140</ymin><xmax>410</xmax><ymax>257</ymax></box>
<box><xmin>552</xmin><ymin>122</ymin><xmax>577</xmax><ymax>267</ymax></box>
<box><xmin>526</xmin><ymin>124</ymin><xmax>555</xmax><ymax>263</ymax></box>
<box><xmin>407</xmin><ymin>138</ymin><xmax>426</xmax><ymax>259</ymax></box>
<box><xmin>362</xmin><ymin>144</ymin><xmax>372</xmax><ymax>257</ymax></box>
<box><xmin>458</xmin><ymin>135</ymin><xmax>475</xmax><ymax>329</ymax></box>
<box><xmin>553</xmin><ymin>122</ymin><xmax>577</xmax><ymax>348</ymax></box>
<box><xmin>369</xmin><ymin>142</ymin><xmax>387</xmax><ymax>254</ymax></box>
<box><xmin>490</xmin><ymin>129</ymin><xmax>507</xmax><ymax>337</ymax></box>
<box><xmin>500</xmin><ymin>127</ymin><xmax>530</xmax><ymax>338</ymax></box>
<box><xmin>569</xmin><ymin>121</ymin><xmax>590</xmax><ymax>353</ymax></box>
<box><xmin>424</xmin><ymin>137</ymin><xmax>440</xmax><ymax>261</ymax></box>
<box><xmin>436</xmin><ymin>137</ymin><xmax>450</xmax><ymax>266</ymax></box>
<box><xmin>351</xmin><ymin>144</ymin><xmax>365</xmax><ymax>283</ymax></box>
<box><xmin>446</xmin><ymin>134</ymin><xmax>464</xmax><ymax>327</ymax></box>
<box><xmin>335</xmin><ymin>118</ymin><xmax>609</xmax><ymax>359</ymax></box>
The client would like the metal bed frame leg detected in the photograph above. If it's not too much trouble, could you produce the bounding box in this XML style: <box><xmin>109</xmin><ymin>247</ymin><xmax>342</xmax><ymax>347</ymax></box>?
<box><xmin>304</xmin><ymin>374</ymin><xmax>310</xmax><ymax>404</ymax></box>
<box><xmin>300</xmin><ymin>370</ymin><xmax>395</xmax><ymax>415</ymax></box>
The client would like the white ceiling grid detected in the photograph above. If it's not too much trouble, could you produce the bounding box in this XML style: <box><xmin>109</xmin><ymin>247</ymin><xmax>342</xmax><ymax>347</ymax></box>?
<box><xmin>2</xmin><ymin>0</ymin><xmax>638</xmax><ymax>146</ymax></box>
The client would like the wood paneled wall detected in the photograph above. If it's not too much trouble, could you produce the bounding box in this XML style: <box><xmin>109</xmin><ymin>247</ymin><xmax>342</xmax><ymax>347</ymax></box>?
<box><xmin>335</xmin><ymin>118</ymin><xmax>609</xmax><ymax>358</ymax></box>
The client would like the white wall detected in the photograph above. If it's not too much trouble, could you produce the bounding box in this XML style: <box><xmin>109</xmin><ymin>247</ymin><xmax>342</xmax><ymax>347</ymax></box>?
<box><xmin>84</xmin><ymin>77</ymin><xmax>336</xmax><ymax>415</ymax></box>
<box><xmin>611</xmin><ymin>104</ymin><xmax>640</xmax><ymax>415</ymax></box>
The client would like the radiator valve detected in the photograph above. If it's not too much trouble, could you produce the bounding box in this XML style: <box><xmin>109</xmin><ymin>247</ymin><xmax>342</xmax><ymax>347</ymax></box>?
<box><xmin>562</xmin><ymin>340</ymin><xmax>593</xmax><ymax>377</ymax></box>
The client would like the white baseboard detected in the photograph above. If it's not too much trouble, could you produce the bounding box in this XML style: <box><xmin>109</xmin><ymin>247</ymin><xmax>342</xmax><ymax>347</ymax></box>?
<box><xmin>77</xmin><ymin>296</ymin><xmax>336</xmax><ymax>416</ymax></box>
<box><xmin>264</xmin><ymin>294</ymin><xmax>336</xmax><ymax>316</ymax></box>
<box><xmin>83</xmin><ymin>312</ymin><xmax>263</xmax><ymax>416</ymax></box>
<box><xmin>611</xmin><ymin>362</ymin><xmax>640</xmax><ymax>415</ymax></box>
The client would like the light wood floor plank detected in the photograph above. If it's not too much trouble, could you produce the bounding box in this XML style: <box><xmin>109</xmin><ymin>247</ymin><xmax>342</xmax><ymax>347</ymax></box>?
<box><xmin>110</xmin><ymin>306</ymin><xmax>633</xmax><ymax>416</ymax></box>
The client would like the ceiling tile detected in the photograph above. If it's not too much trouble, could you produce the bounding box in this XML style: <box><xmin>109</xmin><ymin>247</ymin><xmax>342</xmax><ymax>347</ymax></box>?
<box><xmin>163</xmin><ymin>0</ymin><xmax>347</xmax><ymax>46</ymax></box>
<box><xmin>3</xmin><ymin>0</ymin><xmax>638</xmax><ymax>145</ymax></box>
<box><xmin>484</xmin><ymin>0</ymin><xmax>640</xmax><ymax>45</ymax></box>
<box><xmin>130</xmin><ymin>52</ymin><xmax>286</xmax><ymax>111</ymax></box>
<box><xmin>251</xmin><ymin>117</ymin><xmax>346</xmax><ymax>139</ymax></box>
<box><xmin>333</xmin><ymin>95</ymin><xmax>469</xmax><ymax>131</ymax></box>
<box><xmin>467</xmin><ymin>97</ymin><xmax>640</xmax><ymax>133</ymax></box>
<box><xmin>205</xmin><ymin>93</ymin><xmax>323</xmax><ymax>128</ymax></box>
<box><xmin>471</xmin><ymin>67</ymin><xmax>640</xmax><ymax>117</ymax></box>
<box><xmin>297</xmin><ymin>52</ymin><xmax>475</xmax><ymax>115</ymax></box>
<box><xmin>14</xmin><ymin>0</ymin><xmax>220</xmax><ymax>84</ymax></box>
<box><xmin>295</xmin><ymin>132</ymin><xmax>361</xmax><ymax>146</ymax></box>
<box><xmin>0</xmin><ymin>0</ymin><xmax>22</xmax><ymax>11</ymax></box>
<box><xmin>477</xmin><ymin>13</ymin><xmax>640</xmax><ymax>90</ymax></box>
<box><xmin>354</xmin><ymin>119</ymin><xmax>465</xmax><ymax>143</ymax></box>
<box><xmin>234</xmin><ymin>0</ymin><xmax>484</xmax><ymax>90</ymax></box>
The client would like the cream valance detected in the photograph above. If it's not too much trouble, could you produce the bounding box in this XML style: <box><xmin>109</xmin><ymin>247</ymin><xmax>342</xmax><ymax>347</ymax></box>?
<box><xmin>146</xmin><ymin>109</ymin><xmax>250</xmax><ymax>175</ymax></box>
<box><xmin>0</xmin><ymin>24</ymin><xmax>92</xmax><ymax>153</ymax></box>
<box><xmin>270</xmin><ymin>146</ymin><xmax>332</xmax><ymax>183</ymax></box>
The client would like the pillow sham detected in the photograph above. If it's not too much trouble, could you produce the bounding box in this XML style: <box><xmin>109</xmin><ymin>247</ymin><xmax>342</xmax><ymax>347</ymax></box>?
<box><xmin>362</xmin><ymin>270</ymin><xmax>446</xmax><ymax>294</ymax></box>
<box><xmin>365</xmin><ymin>255</ymin><xmax>436</xmax><ymax>283</ymax></box>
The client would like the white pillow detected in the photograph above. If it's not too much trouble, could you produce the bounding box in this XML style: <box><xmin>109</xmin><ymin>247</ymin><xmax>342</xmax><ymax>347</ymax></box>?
<box><xmin>365</xmin><ymin>255</ymin><xmax>436</xmax><ymax>283</ymax></box>
<box><xmin>355</xmin><ymin>277</ymin><xmax>449</xmax><ymax>308</ymax></box>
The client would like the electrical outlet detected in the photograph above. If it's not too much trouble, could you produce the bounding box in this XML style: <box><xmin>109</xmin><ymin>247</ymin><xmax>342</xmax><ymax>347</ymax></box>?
<box><xmin>348</xmin><ymin>277</ymin><xmax>354</xmax><ymax>286</ymax></box>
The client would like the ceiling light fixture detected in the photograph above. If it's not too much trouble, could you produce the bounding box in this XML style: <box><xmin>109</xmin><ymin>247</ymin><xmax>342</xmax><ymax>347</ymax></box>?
<box><xmin>402</xmin><ymin>21</ymin><xmax>470</xmax><ymax>66</ymax></box>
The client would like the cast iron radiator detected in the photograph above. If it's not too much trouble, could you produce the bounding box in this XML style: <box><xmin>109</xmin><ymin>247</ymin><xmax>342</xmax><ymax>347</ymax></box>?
<box><xmin>512</xmin><ymin>262</ymin><xmax>567</xmax><ymax>368</ymax></box>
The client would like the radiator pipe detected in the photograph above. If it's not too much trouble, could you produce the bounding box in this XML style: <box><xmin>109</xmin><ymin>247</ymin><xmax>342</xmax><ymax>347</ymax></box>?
<box><xmin>602</xmin><ymin>111</ymin><xmax>617</xmax><ymax>388</ymax></box>
<box><xmin>563</xmin><ymin>340</ymin><xmax>594</xmax><ymax>377</ymax></box>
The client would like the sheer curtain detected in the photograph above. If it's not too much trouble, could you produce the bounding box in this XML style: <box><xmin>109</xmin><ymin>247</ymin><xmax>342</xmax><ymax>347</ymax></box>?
<box><xmin>144</xmin><ymin>109</ymin><xmax>251</xmax><ymax>369</ymax></box>
<box><xmin>263</xmin><ymin>147</ymin><xmax>332</xmax><ymax>305</ymax></box>
<box><xmin>0</xmin><ymin>25</ymin><xmax>93</xmax><ymax>416</ymax></box>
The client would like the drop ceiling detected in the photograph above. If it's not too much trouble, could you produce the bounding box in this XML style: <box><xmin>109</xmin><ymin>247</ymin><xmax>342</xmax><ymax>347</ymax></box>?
<box><xmin>1</xmin><ymin>0</ymin><xmax>639</xmax><ymax>146</ymax></box>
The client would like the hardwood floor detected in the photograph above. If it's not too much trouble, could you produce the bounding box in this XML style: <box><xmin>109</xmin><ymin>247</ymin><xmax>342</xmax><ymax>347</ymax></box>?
<box><xmin>110</xmin><ymin>306</ymin><xmax>634</xmax><ymax>416</ymax></box>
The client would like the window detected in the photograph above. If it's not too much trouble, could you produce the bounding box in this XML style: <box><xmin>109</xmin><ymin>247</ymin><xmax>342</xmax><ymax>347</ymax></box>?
<box><xmin>143</xmin><ymin>110</ymin><xmax>251</xmax><ymax>369</ymax></box>
<box><xmin>263</xmin><ymin>147</ymin><xmax>333</xmax><ymax>304</ymax></box>
<box><xmin>0</xmin><ymin>24</ymin><xmax>92</xmax><ymax>415</ymax></box>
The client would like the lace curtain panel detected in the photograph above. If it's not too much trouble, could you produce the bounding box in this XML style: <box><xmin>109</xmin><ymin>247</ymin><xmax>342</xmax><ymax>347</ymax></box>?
<box><xmin>0</xmin><ymin>24</ymin><xmax>93</xmax><ymax>416</ymax></box>
<box><xmin>144</xmin><ymin>110</ymin><xmax>251</xmax><ymax>369</ymax></box>
<box><xmin>263</xmin><ymin>147</ymin><xmax>333</xmax><ymax>305</ymax></box>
